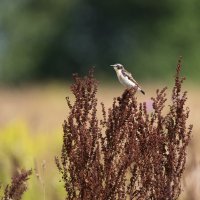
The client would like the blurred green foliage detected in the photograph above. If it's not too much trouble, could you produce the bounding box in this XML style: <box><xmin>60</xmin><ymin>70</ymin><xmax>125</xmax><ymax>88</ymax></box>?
<box><xmin>0</xmin><ymin>120</ymin><xmax>65</xmax><ymax>200</ymax></box>
<box><xmin>0</xmin><ymin>0</ymin><xmax>199</xmax><ymax>84</ymax></box>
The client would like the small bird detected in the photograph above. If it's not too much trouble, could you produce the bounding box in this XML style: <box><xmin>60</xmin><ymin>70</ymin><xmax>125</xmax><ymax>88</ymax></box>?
<box><xmin>110</xmin><ymin>63</ymin><xmax>145</xmax><ymax>95</ymax></box>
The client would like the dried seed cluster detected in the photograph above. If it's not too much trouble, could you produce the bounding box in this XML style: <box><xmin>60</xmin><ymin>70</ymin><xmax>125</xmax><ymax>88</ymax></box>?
<box><xmin>56</xmin><ymin>59</ymin><xmax>192</xmax><ymax>200</ymax></box>
<box><xmin>1</xmin><ymin>169</ymin><xmax>32</xmax><ymax>200</ymax></box>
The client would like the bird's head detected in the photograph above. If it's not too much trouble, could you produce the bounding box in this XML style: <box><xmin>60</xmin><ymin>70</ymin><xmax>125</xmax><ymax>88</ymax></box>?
<box><xmin>110</xmin><ymin>63</ymin><xmax>124</xmax><ymax>71</ymax></box>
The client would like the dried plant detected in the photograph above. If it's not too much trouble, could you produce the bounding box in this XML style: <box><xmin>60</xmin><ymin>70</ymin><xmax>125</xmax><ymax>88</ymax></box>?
<box><xmin>34</xmin><ymin>160</ymin><xmax>47</xmax><ymax>200</ymax></box>
<box><xmin>56</xmin><ymin>58</ymin><xmax>192</xmax><ymax>200</ymax></box>
<box><xmin>1</xmin><ymin>169</ymin><xmax>32</xmax><ymax>200</ymax></box>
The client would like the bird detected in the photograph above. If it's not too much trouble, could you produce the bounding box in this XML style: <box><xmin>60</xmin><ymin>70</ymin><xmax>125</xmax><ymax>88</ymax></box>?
<box><xmin>110</xmin><ymin>63</ymin><xmax>145</xmax><ymax>95</ymax></box>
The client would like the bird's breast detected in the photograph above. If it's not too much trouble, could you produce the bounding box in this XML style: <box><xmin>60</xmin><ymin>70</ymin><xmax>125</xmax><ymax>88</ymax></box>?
<box><xmin>117</xmin><ymin>72</ymin><xmax>136</xmax><ymax>88</ymax></box>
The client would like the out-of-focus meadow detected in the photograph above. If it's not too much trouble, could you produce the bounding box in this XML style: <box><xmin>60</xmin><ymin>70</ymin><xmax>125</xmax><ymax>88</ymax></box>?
<box><xmin>0</xmin><ymin>82</ymin><xmax>199</xmax><ymax>199</ymax></box>
<box><xmin>0</xmin><ymin>0</ymin><xmax>200</xmax><ymax>199</ymax></box>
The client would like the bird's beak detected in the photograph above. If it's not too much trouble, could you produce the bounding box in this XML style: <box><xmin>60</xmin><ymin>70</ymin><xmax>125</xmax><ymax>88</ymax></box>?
<box><xmin>110</xmin><ymin>65</ymin><xmax>115</xmax><ymax>67</ymax></box>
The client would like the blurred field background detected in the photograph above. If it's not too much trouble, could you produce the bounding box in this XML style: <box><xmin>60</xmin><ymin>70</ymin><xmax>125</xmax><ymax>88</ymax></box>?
<box><xmin>0</xmin><ymin>1</ymin><xmax>200</xmax><ymax>199</ymax></box>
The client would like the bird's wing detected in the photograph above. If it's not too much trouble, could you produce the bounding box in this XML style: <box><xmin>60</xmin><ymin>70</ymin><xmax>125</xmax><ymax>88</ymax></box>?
<box><xmin>121</xmin><ymin>68</ymin><xmax>141</xmax><ymax>87</ymax></box>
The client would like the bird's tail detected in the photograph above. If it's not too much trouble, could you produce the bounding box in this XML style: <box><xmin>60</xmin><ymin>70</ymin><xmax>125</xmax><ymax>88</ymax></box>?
<box><xmin>140</xmin><ymin>89</ymin><xmax>145</xmax><ymax>95</ymax></box>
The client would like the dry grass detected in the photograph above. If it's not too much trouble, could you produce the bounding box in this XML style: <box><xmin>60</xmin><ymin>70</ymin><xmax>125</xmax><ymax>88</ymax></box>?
<box><xmin>0</xmin><ymin>81</ymin><xmax>199</xmax><ymax>199</ymax></box>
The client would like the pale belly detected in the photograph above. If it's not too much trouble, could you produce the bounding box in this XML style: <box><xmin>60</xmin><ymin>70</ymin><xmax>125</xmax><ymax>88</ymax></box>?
<box><xmin>118</xmin><ymin>74</ymin><xmax>136</xmax><ymax>89</ymax></box>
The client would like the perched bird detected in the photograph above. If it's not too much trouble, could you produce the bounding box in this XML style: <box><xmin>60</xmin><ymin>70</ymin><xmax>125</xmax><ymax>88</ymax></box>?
<box><xmin>110</xmin><ymin>63</ymin><xmax>145</xmax><ymax>95</ymax></box>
